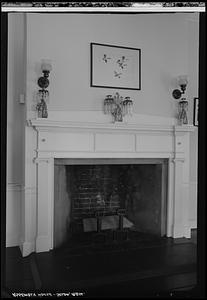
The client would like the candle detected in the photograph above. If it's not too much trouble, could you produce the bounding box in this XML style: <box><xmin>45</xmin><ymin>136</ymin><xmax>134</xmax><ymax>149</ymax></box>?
<box><xmin>41</xmin><ymin>59</ymin><xmax>52</xmax><ymax>72</ymax></box>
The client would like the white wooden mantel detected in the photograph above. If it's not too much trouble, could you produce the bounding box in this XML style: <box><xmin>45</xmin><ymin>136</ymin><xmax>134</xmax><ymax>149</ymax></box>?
<box><xmin>24</xmin><ymin>113</ymin><xmax>194</xmax><ymax>256</ymax></box>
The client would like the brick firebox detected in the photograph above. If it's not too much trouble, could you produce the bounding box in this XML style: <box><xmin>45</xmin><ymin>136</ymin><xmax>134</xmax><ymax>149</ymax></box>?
<box><xmin>53</xmin><ymin>158</ymin><xmax>168</xmax><ymax>248</ymax></box>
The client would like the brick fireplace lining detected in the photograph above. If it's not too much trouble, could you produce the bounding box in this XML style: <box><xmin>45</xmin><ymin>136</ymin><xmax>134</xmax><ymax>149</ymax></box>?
<box><xmin>54</xmin><ymin>158</ymin><xmax>168</xmax><ymax>248</ymax></box>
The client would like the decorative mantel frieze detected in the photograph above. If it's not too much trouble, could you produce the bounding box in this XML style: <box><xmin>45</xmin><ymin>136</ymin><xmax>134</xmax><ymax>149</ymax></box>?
<box><xmin>20</xmin><ymin>114</ymin><xmax>195</xmax><ymax>256</ymax></box>
<box><xmin>28</xmin><ymin>117</ymin><xmax>194</xmax><ymax>161</ymax></box>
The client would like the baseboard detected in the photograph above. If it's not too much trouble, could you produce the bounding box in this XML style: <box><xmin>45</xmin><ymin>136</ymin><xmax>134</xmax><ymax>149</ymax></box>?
<box><xmin>36</xmin><ymin>235</ymin><xmax>52</xmax><ymax>253</ymax></box>
<box><xmin>188</xmin><ymin>220</ymin><xmax>197</xmax><ymax>230</ymax></box>
<box><xmin>189</xmin><ymin>181</ymin><xmax>197</xmax><ymax>226</ymax></box>
<box><xmin>6</xmin><ymin>234</ymin><xmax>21</xmax><ymax>247</ymax></box>
<box><xmin>7</xmin><ymin>183</ymin><xmax>23</xmax><ymax>192</ymax></box>
<box><xmin>183</xmin><ymin>226</ymin><xmax>191</xmax><ymax>239</ymax></box>
<box><xmin>19</xmin><ymin>240</ymin><xmax>35</xmax><ymax>257</ymax></box>
<box><xmin>6</xmin><ymin>183</ymin><xmax>23</xmax><ymax>247</ymax></box>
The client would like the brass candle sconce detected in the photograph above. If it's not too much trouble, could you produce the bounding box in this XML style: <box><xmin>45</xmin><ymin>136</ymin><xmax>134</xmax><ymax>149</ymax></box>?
<box><xmin>36</xmin><ymin>60</ymin><xmax>52</xmax><ymax>118</ymax></box>
<box><xmin>172</xmin><ymin>75</ymin><xmax>188</xmax><ymax>125</ymax></box>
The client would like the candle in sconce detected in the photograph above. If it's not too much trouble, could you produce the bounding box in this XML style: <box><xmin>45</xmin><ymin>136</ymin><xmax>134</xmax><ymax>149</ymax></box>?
<box><xmin>177</xmin><ymin>75</ymin><xmax>188</xmax><ymax>86</ymax></box>
<box><xmin>41</xmin><ymin>59</ymin><xmax>52</xmax><ymax>72</ymax></box>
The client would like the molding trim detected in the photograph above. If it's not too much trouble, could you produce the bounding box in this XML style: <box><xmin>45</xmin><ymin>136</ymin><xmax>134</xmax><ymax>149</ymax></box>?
<box><xmin>6</xmin><ymin>184</ymin><xmax>37</xmax><ymax>193</ymax></box>
<box><xmin>6</xmin><ymin>234</ymin><xmax>20</xmax><ymax>248</ymax></box>
<box><xmin>36</xmin><ymin>235</ymin><xmax>52</xmax><ymax>253</ymax></box>
<box><xmin>33</xmin><ymin>157</ymin><xmax>53</xmax><ymax>164</ymax></box>
<box><xmin>183</xmin><ymin>226</ymin><xmax>192</xmax><ymax>239</ymax></box>
<box><xmin>174</xmin><ymin>126</ymin><xmax>195</xmax><ymax>132</ymax></box>
<box><xmin>172</xmin><ymin>158</ymin><xmax>185</xmax><ymax>163</ymax></box>
<box><xmin>7</xmin><ymin>183</ymin><xmax>23</xmax><ymax>192</ymax></box>
<box><xmin>29</xmin><ymin>118</ymin><xmax>195</xmax><ymax>133</ymax></box>
<box><xmin>6</xmin><ymin>184</ymin><xmax>22</xmax><ymax>248</ymax></box>
<box><xmin>19</xmin><ymin>240</ymin><xmax>35</xmax><ymax>257</ymax></box>
<box><xmin>188</xmin><ymin>219</ymin><xmax>197</xmax><ymax>229</ymax></box>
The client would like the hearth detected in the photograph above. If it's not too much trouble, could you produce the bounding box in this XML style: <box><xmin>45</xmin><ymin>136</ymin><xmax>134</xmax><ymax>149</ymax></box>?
<box><xmin>54</xmin><ymin>158</ymin><xmax>168</xmax><ymax>249</ymax></box>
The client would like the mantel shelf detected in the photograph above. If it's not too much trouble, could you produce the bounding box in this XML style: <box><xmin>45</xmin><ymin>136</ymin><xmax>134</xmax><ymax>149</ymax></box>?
<box><xmin>28</xmin><ymin>118</ymin><xmax>195</xmax><ymax>133</ymax></box>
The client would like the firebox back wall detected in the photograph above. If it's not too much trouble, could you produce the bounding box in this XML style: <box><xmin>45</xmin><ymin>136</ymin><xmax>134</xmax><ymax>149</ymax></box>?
<box><xmin>54</xmin><ymin>160</ymin><xmax>167</xmax><ymax>248</ymax></box>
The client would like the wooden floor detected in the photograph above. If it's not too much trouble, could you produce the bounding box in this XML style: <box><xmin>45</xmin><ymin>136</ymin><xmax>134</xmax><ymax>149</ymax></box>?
<box><xmin>4</xmin><ymin>230</ymin><xmax>197</xmax><ymax>298</ymax></box>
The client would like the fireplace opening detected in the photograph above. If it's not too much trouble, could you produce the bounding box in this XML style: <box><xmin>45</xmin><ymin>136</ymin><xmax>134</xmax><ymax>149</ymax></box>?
<box><xmin>54</xmin><ymin>159</ymin><xmax>168</xmax><ymax>250</ymax></box>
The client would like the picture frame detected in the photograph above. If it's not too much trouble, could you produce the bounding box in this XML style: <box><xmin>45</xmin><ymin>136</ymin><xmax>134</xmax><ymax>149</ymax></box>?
<box><xmin>193</xmin><ymin>97</ymin><xmax>199</xmax><ymax>126</ymax></box>
<box><xmin>90</xmin><ymin>43</ymin><xmax>141</xmax><ymax>90</ymax></box>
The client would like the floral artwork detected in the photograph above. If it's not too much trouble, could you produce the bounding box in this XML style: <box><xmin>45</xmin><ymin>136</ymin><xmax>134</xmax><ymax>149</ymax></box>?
<box><xmin>91</xmin><ymin>43</ymin><xmax>141</xmax><ymax>90</ymax></box>
<box><xmin>102</xmin><ymin>54</ymin><xmax>111</xmax><ymax>63</ymax></box>
<box><xmin>103</xmin><ymin>54</ymin><xmax>129</xmax><ymax>77</ymax></box>
<box><xmin>114</xmin><ymin>71</ymin><xmax>122</xmax><ymax>78</ymax></box>
<box><xmin>116</xmin><ymin>56</ymin><xmax>128</xmax><ymax>70</ymax></box>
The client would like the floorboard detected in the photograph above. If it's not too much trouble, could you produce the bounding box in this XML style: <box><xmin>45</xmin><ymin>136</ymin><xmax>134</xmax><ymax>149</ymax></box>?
<box><xmin>4</xmin><ymin>231</ymin><xmax>197</xmax><ymax>298</ymax></box>
<box><xmin>34</xmin><ymin>241</ymin><xmax>196</xmax><ymax>290</ymax></box>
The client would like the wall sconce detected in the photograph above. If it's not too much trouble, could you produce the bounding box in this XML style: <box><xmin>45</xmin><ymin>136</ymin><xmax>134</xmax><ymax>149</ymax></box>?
<box><xmin>104</xmin><ymin>92</ymin><xmax>133</xmax><ymax>123</ymax></box>
<box><xmin>172</xmin><ymin>75</ymin><xmax>188</xmax><ymax>99</ymax></box>
<box><xmin>172</xmin><ymin>75</ymin><xmax>189</xmax><ymax>125</ymax></box>
<box><xmin>36</xmin><ymin>59</ymin><xmax>52</xmax><ymax>118</ymax></box>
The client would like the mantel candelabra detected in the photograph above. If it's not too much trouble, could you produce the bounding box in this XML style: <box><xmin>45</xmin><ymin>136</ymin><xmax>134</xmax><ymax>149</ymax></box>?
<box><xmin>104</xmin><ymin>92</ymin><xmax>133</xmax><ymax>123</ymax></box>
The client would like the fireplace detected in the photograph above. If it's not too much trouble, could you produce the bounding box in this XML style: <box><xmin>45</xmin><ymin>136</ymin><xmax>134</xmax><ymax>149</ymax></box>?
<box><xmin>21</xmin><ymin>112</ymin><xmax>194</xmax><ymax>257</ymax></box>
<box><xmin>54</xmin><ymin>158</ymin><xmax>168</xmax><ymax>249</ymax></box>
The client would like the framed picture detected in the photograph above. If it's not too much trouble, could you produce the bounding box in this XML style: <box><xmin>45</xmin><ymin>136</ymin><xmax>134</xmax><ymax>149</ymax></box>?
<box><xmin>90</xmin><ymin>43</ymin><xmax>141</xmax><ymax>90</ymax></box>
<box><xmin>193</xmin><ymin>97</ymin><xmax>199</xmax><ymax>126</ymax></box>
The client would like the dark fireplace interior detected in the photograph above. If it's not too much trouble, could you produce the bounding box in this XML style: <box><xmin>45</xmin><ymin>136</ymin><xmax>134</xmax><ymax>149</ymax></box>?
<box><xmin>54</xmin><ymin>159</ymin><xmax>168</xmax><ymax>250</ymax></box>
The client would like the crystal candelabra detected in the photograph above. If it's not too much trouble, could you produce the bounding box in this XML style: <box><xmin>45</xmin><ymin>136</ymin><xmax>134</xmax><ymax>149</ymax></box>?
<box><xmin>104</xmin><ymin>92</ymin><xmax>133</xmax><ymax>123</ymax></box>
<box><xmin>36</xmin><ymin>89</ymin><xmax>49</xmax><ymax>118</ymax></box>
<box><xmin>178</xmin><ymin>98</ymin><xmax>188</xmax><ymax>125</ymax></box>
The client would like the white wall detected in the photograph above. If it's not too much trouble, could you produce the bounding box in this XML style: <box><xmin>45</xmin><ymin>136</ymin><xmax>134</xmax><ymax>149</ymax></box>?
<box><xmin>7</xmin><ymin>13</ymin><xmax>26</xmax><ymax>184</ymax></box>
<box><xmin>25</xmin><ymin>12</ymin><xmax>199</xmax><ymax>228</ymax></box>
<box><xmin>7</xmin><ymin>12</ymin><xmax>199</xmax><ymax>247</ymax></box>
<box><xmin>26</xmin><ymin>13</ymin><xmax>197</xmax><ymax>118</ymax></box>
<box><xmin>6</xmin><ymin>13</ymin><xmax>26</xmax><ymax>246</ymax></box>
